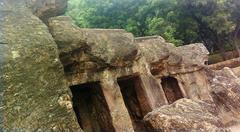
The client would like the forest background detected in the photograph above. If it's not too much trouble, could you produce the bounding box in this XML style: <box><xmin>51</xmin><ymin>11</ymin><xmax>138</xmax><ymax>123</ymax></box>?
<box><xmin>66</xmin><ymin>0</ymin><xmax>240</xmax><ymax>62</ymax></box>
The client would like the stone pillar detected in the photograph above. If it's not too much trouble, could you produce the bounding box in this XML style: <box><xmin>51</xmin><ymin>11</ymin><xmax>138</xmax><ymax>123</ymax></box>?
<box><xmin>138</xmin><ymin>75</ymin><xmax>168</xmax><ymax>111</ymax></box>
<box><xmin>100</xmin><ymin>78</ymin><xmax>134</xmax><ymax>132</ymax></box>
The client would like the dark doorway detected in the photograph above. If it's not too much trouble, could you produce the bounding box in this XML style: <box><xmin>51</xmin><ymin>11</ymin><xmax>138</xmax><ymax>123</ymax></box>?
<box><xmin>161</xmin><ymin>77</ymin><xmax>184</xmax><ymax>104</ymax></box>
<box><xmin>70</xmin><ymin>82</ymin><xmax>115</xmax><ymax>132</ymax></box>
<box><xmin>117</xmin><ymin>76</ymin><xmax>151</xmax><ymax>132</ymax></box>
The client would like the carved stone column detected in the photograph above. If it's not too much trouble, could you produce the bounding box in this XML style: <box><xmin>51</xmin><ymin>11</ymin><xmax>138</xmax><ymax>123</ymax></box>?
<box><xmin>100</xmin><ymin>78</ymin><xmax>134</xmax><ymax>132</ymax></box>
<box><xmin>138</xmin><ymin>75</ymin><xmax>168</xmax><ymax>111</ymax></box>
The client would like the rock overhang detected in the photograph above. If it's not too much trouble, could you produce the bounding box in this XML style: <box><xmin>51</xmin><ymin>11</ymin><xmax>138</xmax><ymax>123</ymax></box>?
<box><xmin>49</xmin><ymin>16</ymin><xmax>210</xmax><ymax>84</ymax></box>
<box><xmin>3</xmin><ymin>0</ymin><xmax>239</xmax><ymax>131</ymax></box>
<box><xmin>136</xmin><ymin>36</ymin><xmax>209</xmax><ymax>76</ymax></box>
<box><xmin>48</xmin><ymin>16</ymin><xmax>140</xmax><ymax>78</ymax></box>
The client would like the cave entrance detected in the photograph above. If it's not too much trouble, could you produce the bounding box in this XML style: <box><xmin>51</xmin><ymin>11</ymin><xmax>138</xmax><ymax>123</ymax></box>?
<box><xmin>70</xmin><ymin>82</ymin><xmax>115</xmax><ymax>132</ymax></box>
<box><xmin>117</xmin><ymin>76</ymin><xmax>151</xmax><ymax>132</ymax></box>
<box><xmin>161</xmin><ymin>77</ymin><xmax>184</xmax><ymax>104</ymax></box>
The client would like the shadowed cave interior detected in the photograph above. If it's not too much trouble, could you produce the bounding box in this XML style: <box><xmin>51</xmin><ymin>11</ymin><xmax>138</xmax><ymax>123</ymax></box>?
<box><xmin>117</xmin><ymin>76</ymin><xmax>151</xmax><ymax>132</ymax></box>
<box><xmin>69</xmin><ymin>76</ymin><xmax>183</xmax><ymax>132</ymax></box>
<box><xmin>70</xmin><ymin>82</ymin><xmax>115</xmax><ymax>132</ymax></box>
<box><xmin>161</xmin><ymin>77</ymin><xmax>184</xmax><ymax>104</ymax></box>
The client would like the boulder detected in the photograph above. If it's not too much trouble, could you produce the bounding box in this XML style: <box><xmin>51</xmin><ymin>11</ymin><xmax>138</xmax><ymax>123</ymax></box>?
<box><xmin>144</xmin><ymin>99</ymin><xmax>225</xmax><ymax>131</ymax></box>
<box><xmin>177</xmin><ymin>43</ymin><xmax>209</xmax><ymax>66</ymax></box>
<box><xmin>48</xmin><ymin>16</ymin><xmax>86</xmax><ymax>54</ymax></box>
<box><xmin>0</xmin><ymin>1</ymin><xmax>80</xmax><ymax>131</ymax></box>
<box><xmin>48</xmin><ymin>16</ymin><xmax>139</xmax><ymax>70</ymax></box>
<box><xmin>137</xmin><ymin>37</ymin><xmax>209</xmax><ymax>75</ymax></box>
<box><xmin>136</xmin><ymin>36</ymin><xmax>173</xmax><ymax>63</ymax></box>
<box><xmin>26</xmin><ymin>0</ymin><xmax>68</xmax><ymax>22</ymax></box>
<box><xmin>137</xmin><ymin>37</ymin><xmax>208</xmax><ymax>66</ymax></box>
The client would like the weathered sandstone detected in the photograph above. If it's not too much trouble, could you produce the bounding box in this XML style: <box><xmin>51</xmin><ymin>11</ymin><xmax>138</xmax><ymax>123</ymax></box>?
<box><xmin>27</xmin><ymin>0</ymin><xmax>68</xmax><ymax>22</ymax></box>
<box><xmin>144</xmin><ymin>99</ymin><xmax>225</xmax><ymax>132</ymax></box>
<box><xmin>208</xmin><ymin>67</ymin><xmax>240</xmax><ymax>127</ymax></box>
<box><xmin>2</xmin><ymin>0</ymin><xmax>240</xmax><ymax>131</ymax></box>
<box><xmin>48</xmin><ymin>16</ymin><xmax>139</xmax><ymax>69</ymax></box>
<box><xmin>0</xmin><ymin>0</ymin><xmax>80</xmax><ymax>131</ymax></box>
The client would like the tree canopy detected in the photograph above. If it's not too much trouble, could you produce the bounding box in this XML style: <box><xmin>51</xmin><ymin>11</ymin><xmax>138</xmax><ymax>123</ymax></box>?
<box><xmin>66</xmin><ymin>0</ymin><xmax>240</xmax><ymax>59</ymax></box>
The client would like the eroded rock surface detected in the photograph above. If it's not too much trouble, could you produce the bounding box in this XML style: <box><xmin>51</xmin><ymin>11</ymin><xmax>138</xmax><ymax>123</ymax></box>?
<box><xmin>48</xmin><ymin>16</ymin><xmax>139</xmax><ymax>71</ymax></box>
<box><xmin>209</xmin><ymin>57</ymin><xmax>240</xmax><ymax>70</ymax></box>
<box><xmin>0</xmin><ymin>0</ymin><xmax>80</xmax><ymax>131</ymax></box>
<box><xmin>26</xmin><ymin>0</ymin><xmax>68</xmax><ymax>22</ymax></box>
<box><xmin>208</xmin><ymin>67</ymin><xmax>240</xmax><ymax>127</ymax></box>
<box><xmin>144</xmin><ymin>98</ymin><xmax>224</xmax><ymax>131</ymax></box>
<box><xmin>2</xmin><ymin>0</ymin><xmax>240</xmax><ymax>131</ymax></box>
<box><xmin>137</xmin><ymin>37</ymin><xmax>209</xmax><ymax>76</ymax></box>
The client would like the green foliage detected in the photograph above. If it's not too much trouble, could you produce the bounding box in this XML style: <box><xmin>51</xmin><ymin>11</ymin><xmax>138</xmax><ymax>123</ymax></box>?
<box><xmin>66</xmin><ymin>0</ymin><xmax>240</xmax><ymax>54</ymax></box>
<box><xmin>145</xmin><ymin>17</ymin><xmax>182</xmax><ymax>45</ymax></box>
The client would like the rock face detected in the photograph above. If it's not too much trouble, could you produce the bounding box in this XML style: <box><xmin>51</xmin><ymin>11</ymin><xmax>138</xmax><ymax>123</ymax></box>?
<box><xmin>137</xmin><ymin>37</ymin><xmax>209</xmax><ymax>76</ymax></box>
<box><xmin>48</xmin><ymin>16</ymin><xmax>139</xmax><ymax>70</ymax></box>
<box><xmin>136</xmin><ymin>37</ymin><xmax>213</xmax><ymax>101</ymax></box>
<box><xmin>143</xmin><ymin>66</ymin><xmax>240</xmax><ymax>131</ymax></box>
<box><xmin>46</xmin><ymin>16</ymin><xmax>216</xmax><ymax>131</ymax></box>
<box><xmin>208</xmin><ymin>67</ymin><xmax>240</xmax><ymax>126</ymax></box>
<box><xmin>2</xmin><ymin>1</ymin><xmax>240</xmax><ymax>131</ymax></box>
<box><xmin>144</xmin><ymin>99</ymin><xmax>224</xmax><ymax>131</ymax></box>
<box><xmin>0</xmin><ymin>0</ymin><xmax>80</xmax><ymax>131</ymax></box>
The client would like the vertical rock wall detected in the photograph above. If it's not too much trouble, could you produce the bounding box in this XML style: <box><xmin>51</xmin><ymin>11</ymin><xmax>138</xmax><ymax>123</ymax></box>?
<box><xmin>0</xmin><ymin>0</ymin><xmax>80</xmax><ymax>131</ymax></box>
